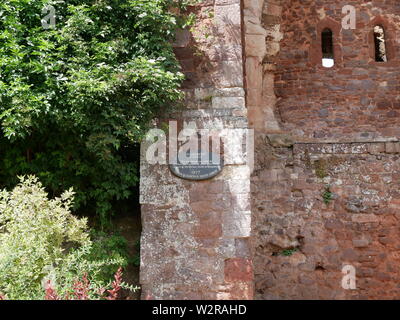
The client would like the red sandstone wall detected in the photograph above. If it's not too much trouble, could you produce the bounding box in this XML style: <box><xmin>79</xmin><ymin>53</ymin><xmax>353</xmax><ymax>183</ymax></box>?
<box><xmin>275</xmin><ymin>0</ymin><xmax>400</xmax><ymax>141</ymax></box>
<box><xmin>253</xmin><ymin>141</ymin><xmax>400</xmax><ymax>299</ymax></box>
<box><xmin>141</xmin><ymin>0</ymin><xmax>400</xmax><ymax>300</ymax></box>
<box><xmin>248</xmin><ymin>0</ymin><xmax>400</xmax><ymax>300</ymax></box>
<box><xmin>140</xmin><ymin>0</ymin><xmax>253</xmax><ymax>300</ymax></box>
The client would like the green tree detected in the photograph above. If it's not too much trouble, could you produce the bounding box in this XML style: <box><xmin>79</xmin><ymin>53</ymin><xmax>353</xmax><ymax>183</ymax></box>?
<box><xmin>0</xmin><ymin>0</ymin><xmax>186</xmax><ymax>224</ymax></box>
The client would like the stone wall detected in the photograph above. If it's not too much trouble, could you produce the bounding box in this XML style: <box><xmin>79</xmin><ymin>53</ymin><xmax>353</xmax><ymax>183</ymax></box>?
<box><xmin>140</xmin><ymin>0</ymin><xmax>400</xmax><ymax>300</ymax></box>
<box><xmin>275</xmin><ymin>0</ymin><xmax>400</xmax><ymax>141</ymax></box>
<box><xmin>249</xmin><ymin>0</ymin><xmax>400</xmax><ymax>300</ymax></box>
<box><xmin>140</xmin><ymin>0</ymin><xmax>253</xmax><ymax>300</ymax></box>
<box><xmin>245</xmin><ymin>0</ymin><xmax>400</xmax><ymax>139</ymax></box>
<box><xmin>244</xmin><ymin>0</ymin><xmax>282</xmax><ymax>132</ymax></box>
<box><xmin>253</xmin><ymin>140</ymin><xmax>400</xmax><ymax>299</ymax></box>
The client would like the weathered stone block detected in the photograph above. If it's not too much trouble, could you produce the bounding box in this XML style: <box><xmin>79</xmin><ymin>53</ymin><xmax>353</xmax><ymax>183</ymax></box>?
<box><xmin>224</xmin><ymin>258</ymin><xmax>253</xmax><ymax>282</ymax></box>
<box><xmin>245</xmin><ymin>34</ymin><xmax>266</xmax><ymax>58</ymax></box>
<box><xmin>223</xmin><ymin>210</ymin><xmax>251</xmax><ymax>237</ymax></box>
<box><xmin>212</xmin><ymin>96</ymin><xmax>245</xmax><ymax>109</ymax></box>
<box><xmin>352</xmin><ymin>239</ymin><xmax>370</xmax><ymax>248</ymax></box>
<box><xmin>385</xmin><ymin>142</ymin><xmax>400</xmax><ymax>154</ymax></box>
<box><xmin>352</xmin><ymin>214</ymin><xmax>379</xmax><ymax>223</ymax></box>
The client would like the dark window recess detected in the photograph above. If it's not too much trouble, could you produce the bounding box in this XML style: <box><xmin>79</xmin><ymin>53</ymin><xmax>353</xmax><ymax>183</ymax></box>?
<box><xmin>321</xmin><ymin>28</ymin><xmax>334</xmax><ymax>68</ymax></box>
<box><xmin>374</xmin><ymin>25</ymin><xmax>387</xmax><ymax>62</ymax></box>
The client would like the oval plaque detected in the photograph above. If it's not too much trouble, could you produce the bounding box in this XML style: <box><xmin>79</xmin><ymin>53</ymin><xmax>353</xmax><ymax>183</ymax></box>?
<box><xmin>169</xmin><ymin>150</ymin><xmax>223</xmax><ymax>181</ymax></box>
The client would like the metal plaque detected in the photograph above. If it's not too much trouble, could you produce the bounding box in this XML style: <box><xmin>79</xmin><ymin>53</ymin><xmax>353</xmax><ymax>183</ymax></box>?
<box><xmin>169</xmin><ymin>150</ymin><xmax>223</xmax><ymax>181</ymax></box>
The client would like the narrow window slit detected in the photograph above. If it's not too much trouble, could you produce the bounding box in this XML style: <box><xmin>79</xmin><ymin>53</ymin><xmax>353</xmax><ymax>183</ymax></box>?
<box><xmin>321</xmin><ymin>28</ymin><xmax>334</xmax><ymax>68</ymax></box>
<box><xmin>374</xmin><ymin>25</ymin><xmax>387</xmax><ymax>62</ymax></box>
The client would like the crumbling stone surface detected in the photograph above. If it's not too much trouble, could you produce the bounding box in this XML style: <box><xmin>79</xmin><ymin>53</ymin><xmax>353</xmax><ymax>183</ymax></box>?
<box><xmin>252</xmin><ymin>140</ymin><xmax>400</xmax><ymax>299</ymax></box>
<box><xmin>140</xmin><ymin>0</ymin><xmax>400</xmax><ymax>300</ymax></box>
<box><xmin>140</xmin><ymin>0</ymin><xmax>253</xmax><ymax>300</ymax></box>
<box><xmin>247</xmin><ymin>0</ymin><xmax>400</xmax><ymax>300</ymax></box>
<box><xmin>244</xmin><ymin>0</ymin><xmax>283</xmax><ymax>132</ymax></box>
<box><xmin>273</xmin><ymin>0</ymin><xmax>400</xmax><ymax>141</ymax></box>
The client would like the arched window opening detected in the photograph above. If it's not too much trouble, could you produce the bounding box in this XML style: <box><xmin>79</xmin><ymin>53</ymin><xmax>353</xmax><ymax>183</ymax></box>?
<box><xmin>374</xmin><ymin>25</ymin><xmax>387</xmax><ymax>62</ymax></box>
<box><xmin>321</xmin><ymin>28</ymin><xmax>334</xmax><ymax>68</ymax></box>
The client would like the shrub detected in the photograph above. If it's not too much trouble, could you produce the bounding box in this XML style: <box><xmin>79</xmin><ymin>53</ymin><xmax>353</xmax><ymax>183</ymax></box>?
<box><xmin>44</xmin><ymin>267</ymin><xmax>125</xmax><ymax>300</ymax></box>
<box><xmin>0</xmin><ymin>0</ymin><xmax>189</xmax><ymax>224</ymax></box>
<box><xmin>87</xmin><ymin>230</ymin><xmax>131</xmax><ymax>281</ymax></box>
<box><xmin>0</xmin><ymin>176</ymin><xmax>136</xmax><ymax>300</ymax></box>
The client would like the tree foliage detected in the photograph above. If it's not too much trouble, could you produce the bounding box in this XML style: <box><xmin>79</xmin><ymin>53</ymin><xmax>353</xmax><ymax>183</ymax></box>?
<box><xmin>0</xmin><ymin>0</ymin><xmax>185</xmax><ymax>222</ymax></box>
